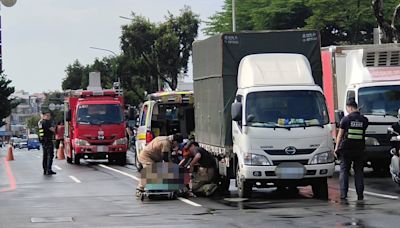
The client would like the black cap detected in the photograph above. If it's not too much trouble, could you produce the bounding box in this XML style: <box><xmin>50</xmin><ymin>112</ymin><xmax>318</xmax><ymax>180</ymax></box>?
<box><xmin>346</xmin><ymin>98</ymin><xmax>358</xmax><ymax>108</ymax></box>
<box><xmin>172</xmin><ymin>133</ymin><xmax>184</xmax><ymax>144</ymax></box>
<box><xmin>41</xmin><ymin>110</ymin><xmax>51</xmax><ymax>115</ymax></box>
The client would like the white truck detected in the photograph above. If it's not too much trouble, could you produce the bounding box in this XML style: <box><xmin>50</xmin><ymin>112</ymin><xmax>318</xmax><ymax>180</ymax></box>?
<box><xmin>322</xmin><ymin>44</ymin><xmax>400</xmax><ymax>172</ymax></box>
<box><xmin>193</xmin><ymin>31</ymin><xmax>335</xmax><ymax>199</ymax></box>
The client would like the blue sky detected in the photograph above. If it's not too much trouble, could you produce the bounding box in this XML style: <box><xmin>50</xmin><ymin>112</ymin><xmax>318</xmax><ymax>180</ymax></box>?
<box><xmin>1</xmin><ymin>0</ymin><xmax>224</xmax><ymax>93</ymax></box>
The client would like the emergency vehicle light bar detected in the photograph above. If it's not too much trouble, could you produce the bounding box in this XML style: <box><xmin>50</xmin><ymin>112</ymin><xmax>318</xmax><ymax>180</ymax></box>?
<box><xmin>77</xmin><ymin>90</ymin><xmax>117</xmax><ymax>98</ymax></box>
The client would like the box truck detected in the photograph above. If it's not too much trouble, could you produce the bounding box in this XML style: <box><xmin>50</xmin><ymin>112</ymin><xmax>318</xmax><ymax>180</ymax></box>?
<box><xmin>322</xmin><ymin>44</ymin><xmax>400</xmax><ymax>172</ymax></box>
<box><xmin>193</xmin><ymin>31</ymin><xmax>335</xmax><ymax>198</ymax></box>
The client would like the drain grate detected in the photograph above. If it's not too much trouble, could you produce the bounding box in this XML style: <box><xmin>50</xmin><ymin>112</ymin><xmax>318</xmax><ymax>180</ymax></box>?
<box><xmin>30</xmin><ymin>217</ymin><xmax>74</xmax><ymax>223</ymax></box>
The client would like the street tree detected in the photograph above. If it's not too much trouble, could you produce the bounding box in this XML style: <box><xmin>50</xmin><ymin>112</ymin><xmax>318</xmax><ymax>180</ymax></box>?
<box><xmin>121</xmin><ymin>7</ymin><xmax>200</xmax><ymax>91</ymax></box>
<box><xmin>205</xmin><ymin>0</ymin><xmax>399</xmax><ymax>46</ymax></box>
<box><xmin>372</xmin><ymin>0</ymin><xmax>400</xmax><ymax>43</ymax></box>
<box><xmin>26</xmin><ymin>115</ymin><xmax>41</xmax><ymax>134</ymax></box>
<box><xmin>0</xmin><ymin>73</ymin><xmax>18</xmax><ymax>127</ymax></box>
<box><xmin>42</xmin><ymin>91</ymin><xmax>64</xmax><ymax>124</ymax></box>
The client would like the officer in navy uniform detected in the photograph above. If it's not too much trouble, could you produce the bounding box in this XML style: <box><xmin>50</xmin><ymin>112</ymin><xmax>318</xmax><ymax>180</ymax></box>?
<box><xmin>38</xmin><ymin>111</ymin><xmax>56</xmax><ymax>175</ymax></box>
<box><xmin>335</xmin><ymin>99</ymin><xmax>369</xmax><ymax>200</ymax></box>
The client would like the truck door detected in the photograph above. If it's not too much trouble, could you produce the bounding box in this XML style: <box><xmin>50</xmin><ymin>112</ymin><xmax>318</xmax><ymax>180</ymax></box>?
<box><xmin>136</xmin><ymin>102</ymin><xmax>151</xmax><ymax>155</ymax></box>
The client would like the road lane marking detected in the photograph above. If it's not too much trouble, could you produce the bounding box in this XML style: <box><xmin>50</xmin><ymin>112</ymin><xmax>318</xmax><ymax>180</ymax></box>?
<box><xmin>54</xmin><ymin>165</ymin><xmax>62</xmax><ymax>171</ymax></box>
<box><xmin>1</xmin><ymin>158</ymin><xmax>17</xmax><ymax>192</ymax></box>
<box><xmin>98</xmin><ymin>164</ymin><xmax>203</xmax><ymax>207</ymax></box>
<box><xmin>177</xmin><ymin>197</ymin><xmax>202</xmax><ymax>207</ymax></box>
<box><xmin>69</xmin><ymin>176</ymin><xmax>81</xmax><ymax>183</ymax></box>
<box><xmin>98</xmin><ymin>164</ymin><xmax>139</xmax><ymax>181</ymax></box>
<box><xmin>349</xmin><ymin>188</ymin><xmax>399</xmax><ymax>200</ymax></box>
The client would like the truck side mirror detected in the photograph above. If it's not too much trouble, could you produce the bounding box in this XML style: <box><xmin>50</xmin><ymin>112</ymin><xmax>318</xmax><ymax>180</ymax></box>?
<box><xmin>66</xmin><ymin>110</ymin><xmax>72</xmax><ymax>122</ymax></box>
<box><xmin>231</xmin><ymin>102</ymin><xmax>242</xmax><ymax>122</ymax></box>
<box><xmin>334</xmin><ymin>110</ymin><xmax>344</xmax><ymax>127</ymax></box>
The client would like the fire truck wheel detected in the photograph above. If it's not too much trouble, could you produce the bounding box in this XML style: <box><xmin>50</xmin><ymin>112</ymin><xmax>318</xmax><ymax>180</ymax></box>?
<box><xmin>72</xmin><ymin>150</ymin><xmax>80</xmax><ymax>165</ymax></box>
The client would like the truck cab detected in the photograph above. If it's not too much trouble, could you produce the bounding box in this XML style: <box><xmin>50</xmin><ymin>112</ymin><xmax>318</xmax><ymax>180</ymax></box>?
<box><xmin>231</xmin><ymin>54</ymin><xmax>335</xmax><ymax>198</ymax></box>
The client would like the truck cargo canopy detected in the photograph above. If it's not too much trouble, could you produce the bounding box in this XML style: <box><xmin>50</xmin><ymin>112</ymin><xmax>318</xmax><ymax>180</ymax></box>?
<box><xmin>238</xmin><ymin>54</ymin><xmax>315</xmax><ymax>89</ymax></box>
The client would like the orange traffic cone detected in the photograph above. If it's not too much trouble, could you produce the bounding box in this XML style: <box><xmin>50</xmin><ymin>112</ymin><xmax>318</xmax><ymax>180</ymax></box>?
<box><xmin>57</xmin><ymin>142</ymin><xmax>65</xmax><ymax>160</ymax></box>
<box><xmin>6</xmin><ymin>144</ymin><xmax>14</xmax><ymax>161</ymax></box>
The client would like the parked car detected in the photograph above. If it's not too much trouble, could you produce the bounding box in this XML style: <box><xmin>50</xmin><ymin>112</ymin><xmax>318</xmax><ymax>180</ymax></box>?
<box><xmin>27</xmin><ymin>134</ymin><xmax>41</xmax><ymax>150</ymax></box>
<box><xmin>17</xmin><ymin>139</ymin><xmax>28</xmax><ymax>149</ymax></box>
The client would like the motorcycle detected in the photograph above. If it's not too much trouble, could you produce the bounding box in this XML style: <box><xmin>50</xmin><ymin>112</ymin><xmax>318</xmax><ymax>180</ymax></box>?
<box><xmin>388</xmin><ymin>127</ymin><xmax>400</xmax><ymax>185</ymax></box>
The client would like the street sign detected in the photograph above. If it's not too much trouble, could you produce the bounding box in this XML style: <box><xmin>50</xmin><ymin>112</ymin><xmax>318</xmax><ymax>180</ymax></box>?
<box><xmin>49</xmin><ymin>103</ymin><xmax>56</xmax><ymax>111</ymax></box>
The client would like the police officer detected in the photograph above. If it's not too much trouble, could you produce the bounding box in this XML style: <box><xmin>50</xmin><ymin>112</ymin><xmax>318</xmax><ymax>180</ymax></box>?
<box><xmin>335</xmin><ymin>99</ymin><xmax>369</xmax><ymax>200</ymax></box>
<box><xmin>38</xmin><ymin>111</ymin><xmax>56</xmax><ymax>175</ymax></box>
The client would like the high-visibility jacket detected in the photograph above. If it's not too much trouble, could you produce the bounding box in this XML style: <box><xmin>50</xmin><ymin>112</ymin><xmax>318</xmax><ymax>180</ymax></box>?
<box><xmin>339</xmin><ymin>111</ymin><xmax>369</xmax><ymax>150</ymax></box>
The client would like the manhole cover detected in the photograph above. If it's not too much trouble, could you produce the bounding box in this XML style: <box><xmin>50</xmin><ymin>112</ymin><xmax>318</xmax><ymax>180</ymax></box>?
<box><xmin>31</xmin><ymin>217</ymin><xmax>74</xmax><ymax>223</ymax></box>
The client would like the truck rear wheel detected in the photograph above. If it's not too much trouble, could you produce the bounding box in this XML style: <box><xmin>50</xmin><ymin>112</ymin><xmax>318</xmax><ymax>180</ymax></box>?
<box><xmin>236</xmin><ymin>166</ymin><xmax>252</xmax><ymax>198</ymax></box>
<box><xmin>311</xmin><ymin>177</ymin><xmax>328</xmax><ymax>200</ymax></box>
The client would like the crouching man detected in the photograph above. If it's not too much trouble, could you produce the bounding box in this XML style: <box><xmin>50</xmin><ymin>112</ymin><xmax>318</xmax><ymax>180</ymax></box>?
<box><xmin>181</xmin><ymin>141</ymin><xmax>218</xmax><ymax>196</ymax></box>
<box><xmin>136</xmin><ymin>134</ymin><xmax>183</xmax><ymax>194</ymax></box>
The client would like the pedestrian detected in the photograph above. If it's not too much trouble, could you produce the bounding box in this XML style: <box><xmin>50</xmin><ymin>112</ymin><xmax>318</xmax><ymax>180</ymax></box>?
<box><xmin>136</xmin><ymin>134</ymin><xmax>183</xmax><ymax>193</ymax></box>
<box><xmin>180</xmin><ymin>141</ymin><xmax>218</xmax><ymax>196</ymax></box>
<box><xmin>38</xmin><ymin>111</ymin><xmax>56</xmax><ymax>175</ymax></box>
<box><xmin>55</xmin><ymin>121</ymin><xmax>64</xmax><ymax>150</ymax></box>
<box><xmin>334</xmin><ymin>98</ymin><xmax>368</xmax><ymax>201</ymax></box>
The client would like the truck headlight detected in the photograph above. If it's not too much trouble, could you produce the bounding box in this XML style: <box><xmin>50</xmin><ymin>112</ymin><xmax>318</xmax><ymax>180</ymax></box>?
<box><xmin>75</xmin><ymin>139</ymin><xmax>90</xmax><ymax>146</ymax></box>
<box><xmin>310</xmin><ymin>151</ymin><xmax>335</xmax><ymax>164</ymax></box>
<box><xmin>365</xmin><ymin>137</ymin><xmax>380</xmax><ymax>146</ymax></box>
<box><xmin>113</xmin><ymin>137</ymin><xmax>127</xmax><ymax>145</ymax></box>
<box><xmin>244</xmin><ymin>153</ymin><xmax>272</xmax><ymax>166</ymax></box>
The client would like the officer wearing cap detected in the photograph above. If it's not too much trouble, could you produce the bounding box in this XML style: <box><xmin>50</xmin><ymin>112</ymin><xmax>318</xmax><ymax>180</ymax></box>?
<box><xmin>335</xmin><ymin>98</ymin><xmax>369</xmax><ymax>200</ymax></box>
<box><xmin>38</xmin><ymin>111</ymin><xmax>56</xmax><ymax>175</ymax></box>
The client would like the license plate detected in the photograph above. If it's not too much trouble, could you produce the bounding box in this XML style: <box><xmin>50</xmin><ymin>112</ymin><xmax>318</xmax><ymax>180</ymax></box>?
<box><xmin>275</xmin><ymin>163</ymin><xmax>305</xmax><ymax>179</ymax></box>
<box><xmin>97</xmin><ymin>146</ymin><xmax>108</xmax><ymax>152</ymax></box>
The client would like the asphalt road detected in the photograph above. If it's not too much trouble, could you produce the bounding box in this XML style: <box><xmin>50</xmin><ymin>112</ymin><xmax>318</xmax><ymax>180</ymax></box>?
<box><xmin>1</xmin><ymin>147</ymin><xmax>400</xmax><ymax>228</ymax></box>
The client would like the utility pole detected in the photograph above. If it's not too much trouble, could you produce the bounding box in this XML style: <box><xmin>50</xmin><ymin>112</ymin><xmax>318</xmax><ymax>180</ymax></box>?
<box><xmin>232</xmin><ymin>0</ymin><xmax>236</xmax><ymax>32</ymax></box>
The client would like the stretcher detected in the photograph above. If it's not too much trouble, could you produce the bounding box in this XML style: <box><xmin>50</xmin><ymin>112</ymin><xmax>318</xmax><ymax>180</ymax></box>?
<box><xmin>138</xmin><ymin>162</ymin><xmax>188</xmax><ymax>201</ymax></box>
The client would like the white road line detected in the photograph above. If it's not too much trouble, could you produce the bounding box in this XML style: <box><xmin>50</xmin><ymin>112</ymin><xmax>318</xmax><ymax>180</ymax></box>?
<box><xmin>98</xmin><ymin>164</ymin><xmax>139</xmax><ymax>181</ymax></box>
<box><xmin>54</xmin><ymin>165</ymin><xmax>62</xmax><ymax>171</ymax></box>
<box><xmin>177</xmin><ymin>197</ymin><xmax>202</xmax><ymax>207</ymax></box>
<box><xmin>98</xmin><ymin>164</ymin><xmax>203</xmax><ymax>207</ymax></box>
<box><xmin>349</xmin><ymin>188</ymin><xmax>399</xmax><ymax>200</ymax></box>
<box><xmin>69</xmin><ymin>175</ymin><xmax>82</xmax><ymax>183</ymax></box>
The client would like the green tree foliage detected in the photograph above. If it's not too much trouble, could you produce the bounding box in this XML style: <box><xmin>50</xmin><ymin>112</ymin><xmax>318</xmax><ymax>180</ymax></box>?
<box><xmin>205</xmin><ymin>0</ymin><xmax>399</xmax><ymax>46</ymax></box>
<box><xmin>42</xmin><ymin>91</ymin><xmax>64</xmax><ymax>124</ymax></box>
<box><xmin>0</xmin><ymin>74</ymin><xmax>18</xmax><ymax>127</ymax></box>
<box><xmin>26</xmin><ymin>115</ymin><xmax>40</xmax><ymax>134</ymax></box>
<box><xmin>121</xmin><ymin>7</ymin><xmax>200</xmax><ymax>91</ymax></box>
<box><xmin>62</xmin><ymin>7</ymin><xmax>200</xmax><ymax>107</ymax></box>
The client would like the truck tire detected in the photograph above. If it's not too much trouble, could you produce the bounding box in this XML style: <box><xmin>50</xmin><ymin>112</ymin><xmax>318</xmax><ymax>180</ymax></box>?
<box><xmin>371</xmin><ymin>161</ymin><xmax>390</xmax><ymax>176</ymax></box>
<box><xmin>236</xmin><ymin>166</ymin><xmax>252</xmax><ymax>198</ymax></box>
<box><xmin>73</xmin><ymin>151</ymin><xmax>80</xmax><ymax>165</ymax></box>
<box><xmin>117</xmin><ymin>152</ymin><xmax>127</xmax><ymax>166</ymax></box>
<box><xmin>218</xmin><ymin>175</ymin><xmax>231</xmax><ymax>195</ymax></box>
<box><xmin>312</xmin><ymin>177</ymin><xmax>328</xmax><ymax>200</ymax></box>
<box><xmin>66</xmin><ymin>156</ymin><xmax>73</xmax><ymax>164</ymax></box>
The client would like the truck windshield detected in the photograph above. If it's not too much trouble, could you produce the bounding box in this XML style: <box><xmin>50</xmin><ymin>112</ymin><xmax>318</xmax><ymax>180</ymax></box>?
<box><xmin>358</xmin><ymin>85</ymin><xmax>400</xmax><ymax>116</ymax></box>
<box><xmin>77</xmin><ymin>104</ymin><xmax>123</xmax><ymax>125</ymax></box>
<box><xmin>246</xmin><ymin>91</ymin><xmax>329</xmax><ymax>128</ymax></box>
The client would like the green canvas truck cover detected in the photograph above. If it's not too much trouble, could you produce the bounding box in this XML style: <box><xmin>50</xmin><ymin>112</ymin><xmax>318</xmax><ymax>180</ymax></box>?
<box><xmin>192</xmin><ymin>30</ymin><xmax>322</xmax><ymax>150</ymax></box>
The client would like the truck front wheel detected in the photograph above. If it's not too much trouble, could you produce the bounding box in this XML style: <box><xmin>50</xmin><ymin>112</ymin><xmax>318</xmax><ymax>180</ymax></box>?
<box><xmin>117</xmin><ymin>152</ymin><xmax>127</xmax><ymax>166</ymax></box>
<box><xmin>236</xmin><ymin>166</ymin><xmax>252</xmax><ymax>198</ymax></box>
<box><xmin>73</xmin><ymin>151</ymin><xmax>80</xmax><ymax>165</ymax></box>
<box><xmin>311</xmin><ymin>177</ymin><xmax>328</xmax><ymax>200</ymax></box>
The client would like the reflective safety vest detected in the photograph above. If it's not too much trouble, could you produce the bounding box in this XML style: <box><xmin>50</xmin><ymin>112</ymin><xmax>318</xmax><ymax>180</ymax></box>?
<box><xmin>38</xmin><ymin>120</ymin><xmax>45</xmax><ymax>142</ymax></box>
<box><xmin>347</xmin><ymin>127</ymin><xmax>364</xmax><ymax>140</ymax></box>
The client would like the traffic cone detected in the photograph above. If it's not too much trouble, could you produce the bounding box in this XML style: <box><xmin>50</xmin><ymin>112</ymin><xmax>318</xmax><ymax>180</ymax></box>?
<box><xmin>57</xmin><ymin>142</ymin><xmax>65</xmax><ymax>160</ymax></box>
<box><xmin>6</xmin><ymin>144</ymin><xmax>14</xmax><ymax>161</ymax></box>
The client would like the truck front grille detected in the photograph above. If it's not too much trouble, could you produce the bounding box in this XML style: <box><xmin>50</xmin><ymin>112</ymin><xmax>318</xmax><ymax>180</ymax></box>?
<box><xmin>264</xmin><ymin>149</ymin><xmax>315</xmax><ymax>155</ymax></box>
<box><xmin>272</xmin><ymin>160</ymin><xmax>309</xmax><ymax>166</ymax></box>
